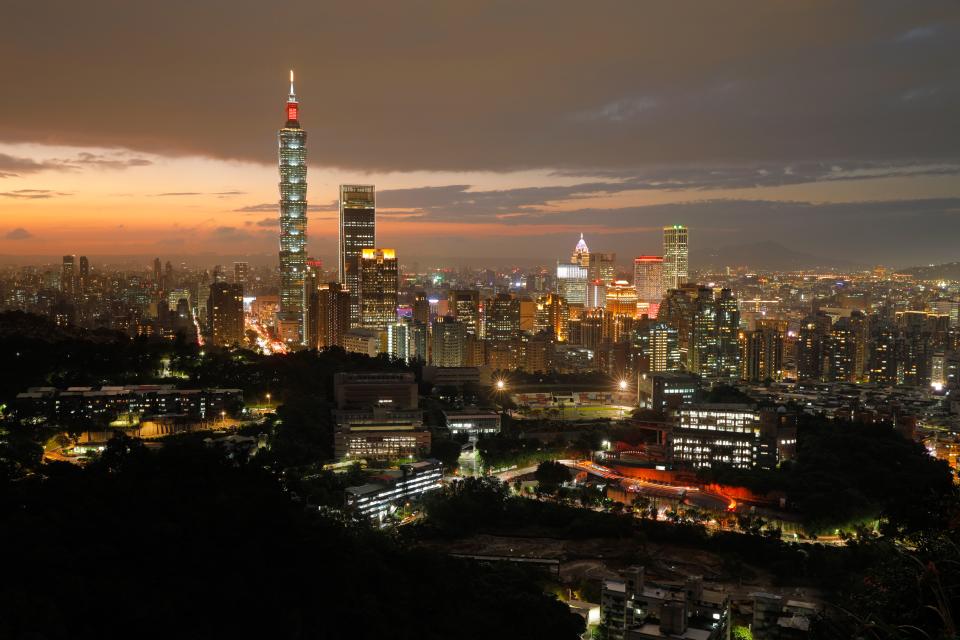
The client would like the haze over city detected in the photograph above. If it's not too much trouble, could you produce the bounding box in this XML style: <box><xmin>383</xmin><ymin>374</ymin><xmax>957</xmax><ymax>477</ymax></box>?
<box><xmin>1</xmin><ymin>2</ymin><xmax>958</xmax><ymax>266</ymax></box>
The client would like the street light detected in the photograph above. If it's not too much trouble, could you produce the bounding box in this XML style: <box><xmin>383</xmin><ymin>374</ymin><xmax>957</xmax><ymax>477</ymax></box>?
<box><xmin>266</xmin><ymin>392</ymin><xmax>271</xmax><ymax>406</ymax></box>
<box><xmin>496</xmin><ymin>379</ymin><xmax>505</xmax><ymax>391</ymax></box>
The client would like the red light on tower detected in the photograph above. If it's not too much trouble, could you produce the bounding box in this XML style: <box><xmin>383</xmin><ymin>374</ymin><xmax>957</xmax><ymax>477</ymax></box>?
<box><xmin>287</xmin><ymin>102</ymin><xmax>298</xmax><ymax>122</ymax></box>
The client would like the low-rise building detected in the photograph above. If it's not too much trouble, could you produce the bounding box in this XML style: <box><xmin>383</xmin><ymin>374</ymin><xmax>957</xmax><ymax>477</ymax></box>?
<box><xmin>443</xmin><ymin>409</ymin><xmax>501</xmax><ymax>438</ymax></box>
<box><xmin>672</xmin><ymin>403</ymin><xmax>760</xmax><ymax>469</ymax></box>
<box><xmin>601</xmin><ymin>566</ymin><xmax>726</xmax><ymax>640</ymax></box>
<box><xmin>345</xmin><ymin>460</ymin><xmax>443</xmax><ymax>523</ymax></box>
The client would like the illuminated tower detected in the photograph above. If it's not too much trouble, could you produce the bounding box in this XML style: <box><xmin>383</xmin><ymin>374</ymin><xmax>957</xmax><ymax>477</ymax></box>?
<box><xmin>662</xmin><ymin>225</ymin><xmax>688</xmax><ymax>292</ymax></box>
<box><xmin>278</xmin><ymin>70</ymin><xmax>308</xmax><ymax>346</ymax></box>
<box><xmin>339</xmin><ymin>184</ymin><xmax>376</xmax><ymax>325</ymax></box>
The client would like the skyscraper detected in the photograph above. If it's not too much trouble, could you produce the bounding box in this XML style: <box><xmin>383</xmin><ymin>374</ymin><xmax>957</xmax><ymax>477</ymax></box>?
<box><xmin>61</xmin><ymin>255</ymin><xmax>76</xmax><ymax>298</ymax></box>
<box><xmin>359</xmin><ymin>248</ymin><xmax>398</xmax><ymax>331</ymax></box>
<box><xmin>78</xmin><ymin>256</ymin><xmax>89</xmax><ymax>295</ymax></box>
<box><xmin>661</xmin><ymin>225</ymin><xmax>688</xmax><ymax>292</ymax></box>
<box><xmin>339</xmin><ymin>184</ymin><xmax>376</xmax><ymax>325</ymax></box>
<box><xmin>233</xmin><ymin>261</ymin><xmax>250</xmax><ymax>287</ymax></box>
<box><xmin>571</xmin><ymin>233</ymin><xmax>590</xmax><ymax>267</ymax></box>
<box><xmin>278</xmin><ymin>70</ymin><xmax>308</xmax><ymax>346</ymax></box>
<box><xmin>633</xmin><ymin>256</ymin><xmax>663</xmax><ymax>303</ymax></box>
<box><xmin>208</xmin><ymin>282</ymin><xmax>244</xmax><ymax>347</ymax></box>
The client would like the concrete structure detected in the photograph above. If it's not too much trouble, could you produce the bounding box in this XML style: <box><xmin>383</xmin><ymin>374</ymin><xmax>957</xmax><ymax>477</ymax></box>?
<box><xmin>345</xmin><ymin>460</ymin><xmax>442</xmax><ymax>523</ymax></box>
<box><xmin>673</xmin><ymin>404</ymin><xmax>760</xmax><ymax>469</ymax></box>
<box><xmin>334</xmin><ymin>371</ymin><xmax>418</xmax><ymax>410</ymax></box>
<box><xmin>443</xmin><ymin>409</ymin><xmax>501</xmax><ymax>437</ymax></box>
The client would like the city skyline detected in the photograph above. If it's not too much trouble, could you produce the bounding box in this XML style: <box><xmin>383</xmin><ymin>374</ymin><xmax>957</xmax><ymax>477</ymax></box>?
<box><xmin>0</xmin><ymin>2</ymin><xmax>958</xmax><ymax>266</ymax></box>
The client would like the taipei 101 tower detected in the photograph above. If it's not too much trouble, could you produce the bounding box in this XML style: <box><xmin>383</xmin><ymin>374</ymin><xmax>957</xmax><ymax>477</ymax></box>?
<box><xmin>277</xmin><ymin>70</ymin><xmax>307</xmax><ymax>346</ymax></box>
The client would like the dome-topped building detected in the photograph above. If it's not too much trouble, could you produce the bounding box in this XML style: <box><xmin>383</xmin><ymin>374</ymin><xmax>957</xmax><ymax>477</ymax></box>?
<box><xmin>571</xmin><ymin>233</ymin><xmax>590</xmax><ymax>267</ymax></box>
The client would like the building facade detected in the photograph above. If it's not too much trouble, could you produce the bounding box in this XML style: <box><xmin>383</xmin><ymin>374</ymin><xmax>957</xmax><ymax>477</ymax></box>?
<box><xmin>277</xmin><ymin>71</ymin><xmax>308</xmax><ymax>346</ymax></box>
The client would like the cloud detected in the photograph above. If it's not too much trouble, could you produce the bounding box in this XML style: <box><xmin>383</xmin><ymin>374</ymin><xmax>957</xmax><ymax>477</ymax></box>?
<box><xmin>156</xmin><ymin>192</ymin><xmax>203</xmax><ymax>196</ymax></box>
<box><xmin>255</xmin><ymin>217</ymin><xmax>277</xmax><ymax>227</ymax></box>
<box><xmin>365</xmin><ymin>161</ymin><xmax>960</xmax><ymax>223</ymax></box>
<box><xmin>4</xmin><ymin>227</ymin><xmax>33</xmax><ymax>240</ymax></box>
<box><xmin>0</xmin><ymin>2</ymin><xmax>956</xmax><ymax>173</ymax></box>
<box><xmin>64</xmin><ymin>152</ymin><xmax>153</xmax><ymax>170</ymax></box>
<box><xmin>235</xmin><ymin>201</ymin><xmax>335</xmax><ymax>213</ymax></box>
<box><xmin>0</xmin><ymin>189</ymin><xmax>71</xmax><ymax>199</ymax></box>
<box><xmin>0</xmin><ymin>151</ymin><xmax>153</xmax><ymax>177</ymax></box>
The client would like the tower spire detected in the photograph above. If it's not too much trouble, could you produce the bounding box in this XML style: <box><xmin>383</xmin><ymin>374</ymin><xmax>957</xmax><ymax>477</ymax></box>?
<box><xmin>288</xmin><ymin>69</ymin><xmax>297</xmax><ymax>102</ymax></box>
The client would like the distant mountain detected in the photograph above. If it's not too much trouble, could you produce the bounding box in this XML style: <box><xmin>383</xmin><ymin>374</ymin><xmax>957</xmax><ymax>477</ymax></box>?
<box><xmin>900</xmin><ymin>262</ymin><xmax>960</xmax><ymax>280</ymax></box>
<box><xmin>693</xmin><ymin>241</ymin><xmax>864</xmax><ymax>272</ymax></box>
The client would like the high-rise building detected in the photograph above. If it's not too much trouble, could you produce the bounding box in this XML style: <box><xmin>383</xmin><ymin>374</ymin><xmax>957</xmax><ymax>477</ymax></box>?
<box><xmin>606</xmin><ymin>280</ymin><xmax>638</xmax><ymax>318</ymax></box>
<box><xmin>431</xmin><ymin>315</ymin><xmax>467</xmax><ymax>367</ymax></box>
<box><xmin>233</xmin><ymin>261</ymin><xmax>250</xmax><ymax>287</ymax></box>
<box><xmin>535</xmin><ymin>293</ymin><xmax>569</xmax><ymax>342</ymax></box>
<box><xmin>315</xmin><ymin>282</ymin><xmax>352</xmax><ymax>349</ymax></box>
<box><xmin>450</xmin><ymin>290</ymin><xmax>481</xmax><ymax>336</ymax></box>
<box><xmin>589</xmin><ymin>252</ymin><xmax>616</xmax><ymax>285</ymax></box>
<box><xmin>659</xmin><ymin>284</ymin><xmax>739</xmax><ymax>378</ymax></box>
<box><xmin>412</xmin><ymin>291</ymin><xmax>430</xmax><ymax>325</ymax></box>
<box><xmin>338</xmin><ymin>184</ymin><xmax>376</xmax><ymax>325</ymax></box>
<box><xmin>78</xmin><ymin>256</ymin><xmax>89</xmax><ymax>294</ymax></box>
<box><xmin>486</xmin><ymin>293</ymin><xmax>521</xmax><ymax>370</ymax></box>
<box><xmin>571</xmin><ymin>233</ymin><xmax>590</xmax><ymax>267</ymax></box>
<box><xmin>208</xmin><ymin>282</ymin><xmax>244</xmax><ymax>347</ymax></box>
<box><xmin>634</xmin><ymin>256</ymin><xmax>663</xmax><ymax>303</ymax></box>
<box><xmin>359</xmin><ymin>248</ymin><xmax>398</xmax><ymax>331</ymax></box>
<box><xmin>61</xmin><ymin>255</ymin><xmax>76</xmax><ymax>298</ymax></box>
<box><xmin>277</xmin><ymin>70</ymin><xmax>308</xmax><ymax>346</ymax></box>
<box><xmin>661</xmin><ymin>225</ymin><xmax>688</xmax><ymax>292</ymax></box>
<box><xmin>556</xmin><ymin>262</ymin><xmax>588</xmax><ymax>306</ymax></box>
<box><xmin>740</xmin><ymin>323</ymin><xmax>785</xmax><ymax>382</ymax></box>
<box><xmin>386</xmin><ymin>322</ymin><xmax>410</xmax><ymax>362</ymax></box>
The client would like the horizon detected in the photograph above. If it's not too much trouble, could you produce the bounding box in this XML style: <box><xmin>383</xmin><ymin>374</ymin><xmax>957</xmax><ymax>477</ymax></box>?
<box><xmin>0</xmin><ymin>2</ymin><xmax>958</xmax><ymax>265</ymax></box>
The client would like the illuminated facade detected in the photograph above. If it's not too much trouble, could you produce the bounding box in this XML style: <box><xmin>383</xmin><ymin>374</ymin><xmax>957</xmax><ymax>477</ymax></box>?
<box><xmin>661</xmin><ymin>225</ymin><xmax>688</xmax><ymax>292</ymax></box>
<box><xmin>339</xmin><ymin>184</ymin><xmax>376</xmax><ymax>325</ymax></box>
<box><xmin>278</xmin><ymin>71</ymin><xmax>308</xmax><ymax>345</ymax></box>
<box><xmin>359</xmin><ymin>248</ymin><xmax>398</xmax><ymax>331</ymax></box>
<box><xmin>673</xmin><ymin>404</ymin><xmax>759</xmax><ymax>469</ymax></box>
<box><xmin>633</xmin><ymin>256</ymin><xmax>663</xmax><ymax>303</ymax></box>
<box><xmin>557</xmin><ymin>262</ymin><xmax>588</xmax><ymax>306</ymax></box>
<box><xmin>208</xmin><ymin>283</ymin><xmax>244</xmax><ymax>347</ymax></box>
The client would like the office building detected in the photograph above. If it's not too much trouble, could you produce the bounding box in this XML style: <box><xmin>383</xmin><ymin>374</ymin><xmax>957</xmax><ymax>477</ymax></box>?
<box><xmin>334</xmin><ymin>371</ymin><xmax>418</xmax><ymax>410</ymax></box>
<box><xmin>486</xmin><ymin>293</ymin><xmax>521</xmax><ymax>370</ymax></box>
<box><xmin>571</xmin><ymin>233</ymin><xmax>590</xmax><ymax>267</ymax></box>
<box><xmin>661</xmin><ymin>225</ymin><xmax>688</xmax><ymax>292</ymax></box>
<box><xmin>673</xmin><ymin>403</ymin><xmax>760</xmax><ymax>469</ymax></box>
<box><xmin>359</xmin><ymin>248</ymin><xmax>398</xmax><ymax>331</ymax></box>
<box><xmin>432</xmin><ymin>315</ymin><xmax>467</xmax><ymax>367</ymax></box>
<box><xmin>633</xmin><ymin>256</ymin><xmax>663</xmax><ymax>303</ymax></box>
<box><xmin>61</xmin><ymin>255</ymin><xmax>76</xmax><ymax>297</ymax></box>
<box><xmin>443</xmin><ymin>410</ymin><xmax>502</xmax><ymax>437</ymax></box>
<box><xmin>339</xmin><ymin>184</ymin><xmax>376</xmax><ymax>325</ymax></box>
<box><xmin>588</xmin><ymin>252</ymin><xmax>617</xmax><ymax>285</ymax></box>
<box><xmin>277</xmin><ymin>71</ymin><xmax>308</xmax><ymax>346</ymax></box>
<box><xmin>412</xmin><ymin>291</ymin><xmax>430</xmax><ymax>325</ymax></box>
<box><xmin>207</xmin><ymin>283</ymin><xmax>244</xmax><ymax>347</ymax></box>
<box><xmin>606</xmin><ymin>280</ymin><xmax>638</xmax><ymax>318</ymax></box>
<box><xmin>557</xmin><ymin>262</ymin><xmax>588</xmax><ymax>306</ymax></box>
<box><xmin>233</xmin><ymin>261</ymin><xmax>249</xmax><ymax>287</ymax></box>
<box><xmin>78</xmin><ymin>256</ymin><xmax>89</xmax><ymax>294</ymax></box>
<box><xmin>638</xmin><ymin>372</ymin><xmax>699</xmax><ymax>413</ymax></box>
<box><xmin>535</xmin><ymin>293</ymin><xmax>570</xmax><ymax>342</ymax></box>
<box><xmin>345</xmin><ymin>460</ymin><xmax>442</xmax><ymax>523</ymax></box>
<box><xmin>450</xmin><ymin>289</ymin><xmax>481</xmax><ymax>336</ymax></box>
